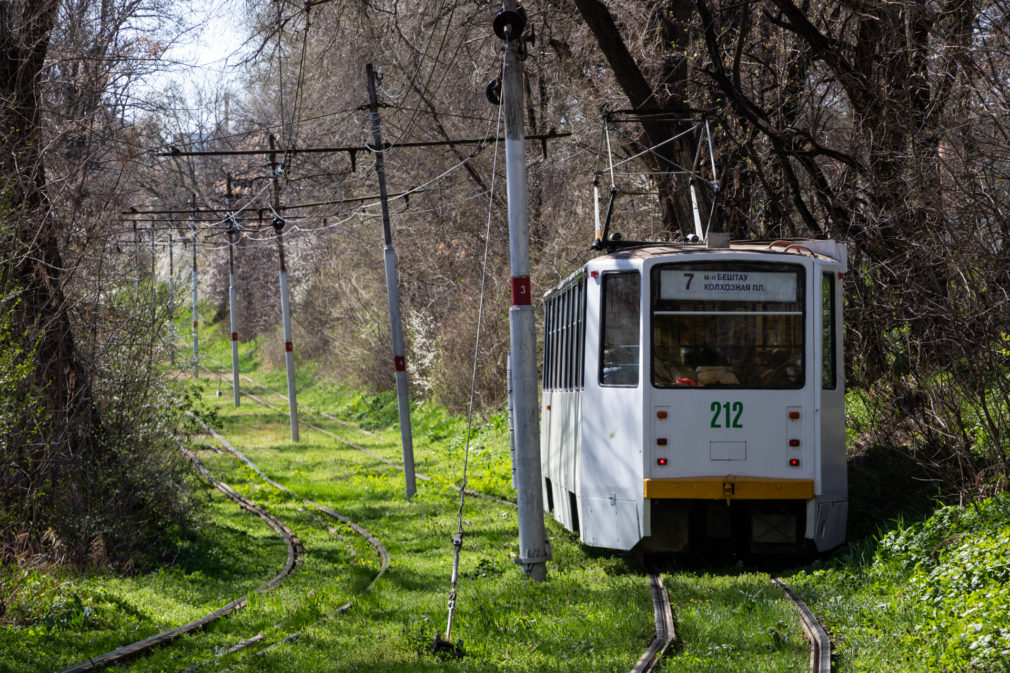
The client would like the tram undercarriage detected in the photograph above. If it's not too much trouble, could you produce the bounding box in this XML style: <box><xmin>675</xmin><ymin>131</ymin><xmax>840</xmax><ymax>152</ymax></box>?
<box><xmin>640</xmin><ymin>498</ymin><xmax>810</xmax><ymax>554</ymax></box>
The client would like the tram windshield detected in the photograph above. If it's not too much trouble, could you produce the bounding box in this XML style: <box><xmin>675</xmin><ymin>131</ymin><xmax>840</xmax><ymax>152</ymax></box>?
<box><xmin>651</xmin><ymin>262</ymin><xmax>805</xmax><ymax>389</ymax></box>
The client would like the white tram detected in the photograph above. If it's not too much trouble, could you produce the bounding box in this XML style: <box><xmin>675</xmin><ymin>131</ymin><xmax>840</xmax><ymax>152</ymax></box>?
<box><xmin>540</xmin><ymin>239</ymin><xmax>847</xmax><ymax>553</ymax></box>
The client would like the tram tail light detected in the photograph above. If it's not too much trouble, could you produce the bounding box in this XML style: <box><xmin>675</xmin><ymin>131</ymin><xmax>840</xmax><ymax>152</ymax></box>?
<box><xmin>789</xmin><ymin>458</ymin><xmax>801</xmax><ymax>467</ymax></box>
<box><xmin>789</xmin><ymin>439</ymin><xmax>800</xmax><ymax>447</ymax></box>
<box><xmin>657</xmin><ymin>458</ymin><xmax>668</xmax><ymax>466</ymax></box>
<box><xmin>788</xmin><ymin>410</ymin><xmax>800</xmax><ymax>420</ymax></box>
<box><xmin>656</xmin><ymin>438</ymin><xmax>668</xmax><ymax>446</ymax></box>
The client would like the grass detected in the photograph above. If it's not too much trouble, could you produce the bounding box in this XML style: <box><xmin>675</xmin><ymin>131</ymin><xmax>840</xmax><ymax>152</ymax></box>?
<box><xmin>2</xmin><ymin>316</ymin><xmax>819</xmax><ymax>672</ymax></box>
<box><xmin>785</xmin><ymin>495</ymin><xmax>1010</xmax><ymax>672</ymax></box>
<box><xmin>179</xmin><ymin>374</ymin><xmax>655</xmax><ymax>672</ymax></box>
<box><xmin>0</xmin><ymin>489</ymin><xmax>293</xmax><ymax>672</ymax></box>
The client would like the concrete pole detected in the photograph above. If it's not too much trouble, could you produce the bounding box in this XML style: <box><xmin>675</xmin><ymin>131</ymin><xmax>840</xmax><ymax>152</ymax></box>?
<box><xmin>366</xmin><ymin>63</ymin><xmax>416</xmax><ymax>499</ymax></box>
<box><xmin>168</xmin><ymin>232</ymin><xmax>176</xmax><ymax>367</ymax></box>
<box><xmin>190</xmin><ymin>194</ymin><xmax>199</xmax><ymax>379</ymax></box>
<box><xmin>226</xmin><ymin>175</ymin><xmax>241</xmax><ymax>407</ymax></box>
<box><xmin>133</xmin><ymin>220</ymin><xmax>140</xmax><ymax>294</ymax></box>
<box><xmin>270</xmin><ymin>135</ymin><xmax>300</xmax><ymax>442</ymax></box>
<box><xmin>149</xmin><ymin>220</ymin><xmax>156</xmax><ymax>282</ymax></box>
<box><xmin>499</xmin><ymin>2</ymin><xmax>547</xmax><ymax>581</ymax></box>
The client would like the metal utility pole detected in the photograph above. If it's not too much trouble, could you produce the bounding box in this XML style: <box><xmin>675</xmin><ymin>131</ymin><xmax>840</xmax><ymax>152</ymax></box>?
<box><xmin>269</xmin><ymin>135</ymin><xmax>300</xmax><ymax>442</ymax></box>
<box><xmin>190</xmin><ymin>194</ymin><xmax>199</xmax><ymax>379</ymax></box>
<box><xmin>226</xmin><ymin>176</ymin><xmax>241</xmax><ymax>407</ymax></box>
<box><xmin>366</xmin><ymin>63</ymin><xmax>417</xmax><ymax>499</ymax></box>
<box><xmin>496</xmin><ymin>3</ymin><xmax>548</xmax><ymax>581</ymax></box>
<box><xmin>133</xmin><ymin>220</ymin><xmax>141</xmax><ymax>293</ymax></box>
<box><xmin>149</xmin><ymin>221</ymin><xmax>156</xmax><ymax>308</ymax></box>
<box><xmin>168</xmin><ymin>232</ymin><xmax>176</xmax><ymax>367</ymax></box>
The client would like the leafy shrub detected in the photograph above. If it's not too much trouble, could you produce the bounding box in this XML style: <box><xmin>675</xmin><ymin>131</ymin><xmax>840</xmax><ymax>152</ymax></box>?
<box><xmin>814</xmin><ymin>495</ymin><xmax>1010</xmax><ymax>671</ymax></box>
<box><xmin>1</xmin><ymin>280</ymin><xmax>204</xmax><ymax>571</ymax></box>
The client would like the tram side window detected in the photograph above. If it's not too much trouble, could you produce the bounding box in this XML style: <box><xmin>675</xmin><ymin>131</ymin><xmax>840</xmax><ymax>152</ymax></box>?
<box><xmin>543</xmin><ymin>298</ymin><xmax>554</xmax><ymax>389</ymax></box>
<box><xmin>600</xmin><ymin>272</ymin><xmax>640</xmax><ymax>386</ymax></box>
<box><xmin>822</xmin><ymin>273</ymin><xmax>837</xmax><ymax>389</ymax></box>
<box><xmin>542</xmin><ymin>278</ymin><xmax>587</xmax><ymax>391</ymax></box>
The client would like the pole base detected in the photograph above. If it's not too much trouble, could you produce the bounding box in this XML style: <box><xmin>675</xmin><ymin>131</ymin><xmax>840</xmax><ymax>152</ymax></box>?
<box><xmin>432</xmin><ymin>632</ymin><xmax>465</xmax><ymax>660</ymax></box>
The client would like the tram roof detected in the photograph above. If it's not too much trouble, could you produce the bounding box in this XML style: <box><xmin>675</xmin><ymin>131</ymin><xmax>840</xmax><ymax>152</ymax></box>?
<box><xmin>593</xmin><ymin>239</ymin><xmax>846</xmax><ymax>266</ymax></box>
<box><xmin>545</xmin><ymin>239</ymin><xmax>847</xmax><ymax>296</ymax></box>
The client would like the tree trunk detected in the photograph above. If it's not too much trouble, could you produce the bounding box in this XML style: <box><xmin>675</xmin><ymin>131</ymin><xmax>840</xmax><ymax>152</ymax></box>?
<box><xmin>571</xmin><ymin>0</ymin><xmax>705</xmax><ymax>237</ymax></box>
<box><xmin>1</xmin><ymin>1</ymin><xmax>98</xmax><ymax>517</ymax></box>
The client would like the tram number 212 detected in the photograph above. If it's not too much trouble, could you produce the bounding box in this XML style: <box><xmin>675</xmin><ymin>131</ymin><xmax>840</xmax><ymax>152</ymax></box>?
<box><xmin>710</xmin><ymin>401</ymin><xmax>743</xmax><ymax>428</ymax></box>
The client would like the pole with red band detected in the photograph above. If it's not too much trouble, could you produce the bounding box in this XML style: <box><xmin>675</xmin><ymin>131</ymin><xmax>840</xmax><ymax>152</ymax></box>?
<box><xmin>500</xmin><ymin>1</ymin><xmax>548</xmax><ymax>582</ymax></box>
<box><xmin>271</xmin><ymin>135</ymin><xmax>300</xmax><ymax>442</ymax></box>
<box><xmin>190</xmin><ymin>193</ymin><xmax>199</xmax><ymax>379</ymax></box>
<box><xmin>366</xmin><ymin>63</ymin><xmax>416</xmax><ymax>498</ymax></box>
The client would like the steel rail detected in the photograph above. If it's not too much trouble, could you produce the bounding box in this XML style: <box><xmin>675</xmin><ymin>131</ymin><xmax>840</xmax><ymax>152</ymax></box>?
<box><xmin>630</xmin><ymin>571</ymin><xmax>677</xmax><ymax>673</ymax></box>
<box><xmin>56</xmin><ymin>444</ymin><xmax>303</xmax><ymax>673</ymax></box>
<box><xmin>771</xmin><ymin>578</ymin><xmax>832</xmax><ymax>673</ymax></box>
<box><xmin>187</xmin><ymin>416</ymin><xmax>391</xmax><ymax>664</ymax></box>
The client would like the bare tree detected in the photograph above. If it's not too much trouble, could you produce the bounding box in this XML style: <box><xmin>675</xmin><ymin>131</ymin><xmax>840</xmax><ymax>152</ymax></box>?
<box><xmin>1</xmin><ymin>0</ymin><xmax>199</xmax><ymax>566</ymax></box>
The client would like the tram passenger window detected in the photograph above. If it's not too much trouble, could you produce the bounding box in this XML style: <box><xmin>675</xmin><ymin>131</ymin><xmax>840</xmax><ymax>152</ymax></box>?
<box><xmin>600</xmin><ymin>272</ymin><xmax>640</xmax><ymax>386</ymax></box>
<box><xmin>651</xmin><ymin>262</ymin><xmax>805</xmax><ymax>389</ymax></box>
<box><xmin>542</xmin><ymin>277</ymin><xmax>588</xmax><ymax>391</ymax></box>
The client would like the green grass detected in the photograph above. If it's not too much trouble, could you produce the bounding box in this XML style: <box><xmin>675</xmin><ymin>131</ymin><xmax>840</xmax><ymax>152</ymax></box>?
<box><xmin>0</xmin><ymin>489</ymin><xmax>292</xmax><ymax>672</ymax></box>
<box><xmin>2</xmin><ymin>318</ymin><xmax>821</xmax><ymax>672</ymax></box>
<box><xmin>181</xmin><ymin>378</ymin><xmax>655</xmax><ymax>672</ymax></box>
<box><xmin>658</xmin><ymin>571</ymin><xmax>808</xmax><ymax>672</ymax></box>
<box><xmin>786</xmin><ymin>495</ymin><xmax>1010</xmax><ymax>672</ymax></box>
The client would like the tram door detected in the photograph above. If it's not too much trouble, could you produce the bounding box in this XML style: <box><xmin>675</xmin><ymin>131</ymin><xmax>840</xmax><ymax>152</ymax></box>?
<box><xmin>579</xmin><ymin>269</ymin><xmax>645</xmax><ymax>549</ymax></box>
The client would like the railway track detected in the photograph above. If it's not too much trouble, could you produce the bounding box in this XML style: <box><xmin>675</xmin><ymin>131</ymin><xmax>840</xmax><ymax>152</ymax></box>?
<box><xmin>772</xmin><ymin>577</ymin><xmax>832</xmax><ymax>673</ymax></box>
<box><xmin>191</xmin><ymin>358</ymin><xmax>832</xmax><ymax>672</ymax></box>
<box><xmin>56</xmin><ymin>442</ymin><xmax>305</xmax><ymax>673</ymax></box>
<box><xmin>194</xmin><ymin>362</ymin><xmax>683</xmax><ymax>672</ymax></box>
<box><xmin>631</xmin><ymin>571</ymin><xmax>676</xmax><ymax>673</ymax></box>
<box><xmin>197</xmin><ymin>357</ymin><xmax>512</xmax><ymax>506</ymax></box>
<box><xmin>56</xmin><ymin>413</ymin><xmax>388</xmax><ymax>672</ymax></box>
<box><xmin>183</xmin><ymin>415</ymin><xmax>390</xmax><ymax>667</ymax></box>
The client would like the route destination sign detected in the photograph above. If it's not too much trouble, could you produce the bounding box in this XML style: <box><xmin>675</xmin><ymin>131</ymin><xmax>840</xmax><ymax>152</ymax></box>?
<box><xmin>660</xmin><ymin>269</ymin><xmax>798</xmax><ymax>303</ymax></box>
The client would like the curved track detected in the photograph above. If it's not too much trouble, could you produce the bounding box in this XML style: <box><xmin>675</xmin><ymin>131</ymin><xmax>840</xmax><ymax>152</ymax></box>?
<box><xmin>199</xmin><ymin>362</ymin><xmax>688</xmax><ymax>672</ymax></box>
<box><xmin>199</xmin><ymin>358</ymin><xmax>511</xmax><ymax>506</ymax></box>
<box><xmin>184</xmin><ymin>415</ymin><xmax>390</xmax><ymax>665</ymax></box>
<box><xmin>57</xmin><ymin>443</ymin><xmax>304</xmax><ymax>673</ymax></box>
<box><xmin>196</xmin><ymin>361</ymin><xmax>833</xmax><ymax>672</ymax></box>
<box><xmin>57</xmin><ymin>411</ymin><xmax>389</xmax><ymax>672</ymax></box>
<box><xmin>772</xmin><ymin>577</ymin><xmax>832</xmax><ymax>673</ymax></box>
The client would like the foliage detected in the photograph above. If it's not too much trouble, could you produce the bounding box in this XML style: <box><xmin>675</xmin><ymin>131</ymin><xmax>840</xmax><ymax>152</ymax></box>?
<box><xmin>2</xmin><ymin>333</ymin><xmax>818</xmax><ymax>671</ymax></box>
<box><xmin>0</xmin><ymin>301</ymin><xmax>46</xmax><ymax>555</ymax></box>
<box><xmin>790</xmin><ymin>494</ymin><xmax>1010</xmax><ymax>672</ymax></box>
<box><xmin>0</xmin><ymin>0</ymin><xmax>205</xmax><ymax>570</ymax></box>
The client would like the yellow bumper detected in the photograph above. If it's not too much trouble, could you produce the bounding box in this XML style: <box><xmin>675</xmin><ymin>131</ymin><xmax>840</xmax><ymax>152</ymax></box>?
<box><xmin>644</xmin><ymin>476</ymin><xmax>814</xmax><ymax>500</ymax></box>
